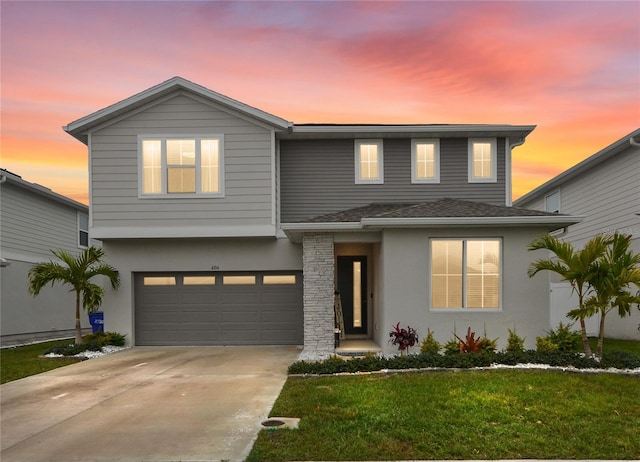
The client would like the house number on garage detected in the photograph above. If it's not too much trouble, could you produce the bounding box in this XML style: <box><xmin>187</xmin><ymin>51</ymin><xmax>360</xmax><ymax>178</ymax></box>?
<box><xmin>211</xmin><ymin>265</ymin><xmax>220</xmax><ymax>270</ymax></box>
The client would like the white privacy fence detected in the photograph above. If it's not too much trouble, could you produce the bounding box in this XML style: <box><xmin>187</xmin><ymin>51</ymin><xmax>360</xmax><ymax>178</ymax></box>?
<box><xmin>550</xmin><ymin>283</ymin><xmax>598</xmax><ymax>335</ymax></box>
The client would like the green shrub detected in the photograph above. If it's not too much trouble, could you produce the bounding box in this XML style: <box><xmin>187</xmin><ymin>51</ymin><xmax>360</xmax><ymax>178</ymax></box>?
<box><xmin>44</xmin><ymin>343</ymin><xmax>96</xmax><ymax>356</ymax></box>
<box><xmin>43</xmin><ymin>331</ymin><xmax>126</xmax><ymax>356</ymax></box>
<box><xmin>506</xmin><ymin>328</ymin><xmax>525</xmax><ymax>353</ymax></box>
<box><xmin>83</xmin><ymin>331</ymin><xmax>126</xmax><ymax>347</ymax></box>
<box><xmin>545</xmin><ymin>322</ymin><xmax>581</xmax><ymax>352</ymax></box>
<box><xmin>419</xmin><ymin>329</ymin><xmax>441</xmax><ymax>355</ymax></box>
<box><xmin>287</xmin><ymin>349</ymin><xmax>640</xmax><ymax>375</ymax></box>
<box><xmin>443</xmin><ymin>337</ymin><xmax>460</xmax><ymax>355</ymax></box>
<box><xmin>536</xmin><ymin>336</ymin><xmax>559</xmax><ymax>353</ymax></box>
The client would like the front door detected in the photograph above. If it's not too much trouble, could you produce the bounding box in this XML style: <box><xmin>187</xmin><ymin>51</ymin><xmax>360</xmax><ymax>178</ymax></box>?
<box><xmin>337</xmin><ymin>256</ymin><xmax>368</xmax><ymax>336</ymax></box>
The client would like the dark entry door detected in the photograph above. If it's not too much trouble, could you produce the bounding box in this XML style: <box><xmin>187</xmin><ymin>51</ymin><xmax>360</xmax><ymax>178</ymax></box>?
<box><xmin>337</xmin><ymin>256</ymin><xmax>367</xmax><ymax>335</ymax></box>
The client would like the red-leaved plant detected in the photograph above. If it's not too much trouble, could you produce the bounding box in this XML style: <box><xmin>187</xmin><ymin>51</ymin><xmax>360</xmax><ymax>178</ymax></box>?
<box><xmin>389</xmin><ymin>323</ymin><xmax>419</xmax><ymax>353</ymax></box>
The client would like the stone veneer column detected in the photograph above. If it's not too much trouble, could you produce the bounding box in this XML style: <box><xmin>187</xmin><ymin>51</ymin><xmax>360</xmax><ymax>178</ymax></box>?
<box><xmin>300</xmin><ymin>232</ymin><xmax>335</xmax><ymax>360</ymax></box>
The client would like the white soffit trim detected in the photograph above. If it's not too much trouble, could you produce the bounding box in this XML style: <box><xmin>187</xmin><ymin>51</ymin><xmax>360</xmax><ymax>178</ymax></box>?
<box><xmin>90</xmin><ymin>225</ymin><xmax>277</xmax><ymax>239</ymax></box>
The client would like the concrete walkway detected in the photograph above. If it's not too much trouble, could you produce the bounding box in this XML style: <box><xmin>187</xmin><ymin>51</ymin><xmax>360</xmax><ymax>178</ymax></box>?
<box><xmin>1</xmin><ymin>346</ymin><xmax>300</xmax><ymax>462</ymax></box>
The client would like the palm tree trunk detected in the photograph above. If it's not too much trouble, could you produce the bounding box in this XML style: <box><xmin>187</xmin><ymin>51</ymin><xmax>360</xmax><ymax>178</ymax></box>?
<box><xmin>75</xmin><ymin>292</ymin><xmax>83</xmax><ymax>345</ymax></box>
<box><xmin>596</xmin><ymin>311</ymin><xmax>606</xmax><ymax>361</ymax></box>
<box><xmin>578</xmin><ymin>318</ymin><xmax>593</xmax><ymax>357</ymax></box>
<box><xmin>577</xmin><ymin>295</ymin><xmax>593</xmax><ymax>357</ymax></box>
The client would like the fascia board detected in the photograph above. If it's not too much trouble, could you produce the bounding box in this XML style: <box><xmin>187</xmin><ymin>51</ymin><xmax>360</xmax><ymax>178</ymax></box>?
<box><xmin>285</xmin><ymin>124</ymin><xmax>536</xmax><ymax>139</ymax></box>
<box><xmin>280</xmin><ymin>222</ymin><xmax>363</xmax><ymax>243</ymax></box>
<box><xmin>360</xmin><ymin>216</ymin><xmax>584</xmax><ymax>228</ymax></box>
<box><xmin>280</xmin><ymin>222</ymin><xmax>363</xmax><ymax>232</ymax></box>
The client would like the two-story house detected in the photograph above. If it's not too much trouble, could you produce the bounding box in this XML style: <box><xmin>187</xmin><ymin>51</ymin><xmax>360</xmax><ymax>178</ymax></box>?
<box><xmin>64</xmin><ymin>77</ymin><xmax>578</xmax><ymax>358</ymax></box>
<box><xmin>0</xmin><ymin>169</ymin><xmax>91</xmax><ymax>345</ymax></box>
<box><xmin>515</xmin><ymin>129</ymin><xmax>640</xmax><ymax>340</ymax></box>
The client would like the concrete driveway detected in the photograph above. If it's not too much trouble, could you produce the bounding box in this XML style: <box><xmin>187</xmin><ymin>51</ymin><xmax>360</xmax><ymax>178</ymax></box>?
<box><xmin>1</xmin><ymin>346</ymin><xmax>300</xmax><ymax>462</ymax></box>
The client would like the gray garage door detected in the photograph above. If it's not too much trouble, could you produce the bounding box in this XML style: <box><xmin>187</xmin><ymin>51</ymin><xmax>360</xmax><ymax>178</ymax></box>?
<box><xmin>134</xmin><ymin>272</ymin><xmax>303</xmax><ymax>346</ymax></box>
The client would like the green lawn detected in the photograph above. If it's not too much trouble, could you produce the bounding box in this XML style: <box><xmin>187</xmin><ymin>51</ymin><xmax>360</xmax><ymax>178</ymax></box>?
<box><xmin>590</xmin><ymin>337</ymin><xmax>640</xmax><ymax>356</ymax></box>
<box><xmin>0</xmin><ymin>339</ymin><xmax>83</xmax><ymax>384</ymax></box>
<box><xmin>249</xmin><ymin>369</ymin><xmax>640</xmax><ymax>461</ymax></box>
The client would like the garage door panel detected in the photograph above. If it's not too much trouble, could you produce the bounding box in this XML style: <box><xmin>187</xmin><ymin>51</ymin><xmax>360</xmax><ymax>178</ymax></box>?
<box><xmin>180</xmin><ymin>311</ymin><xmax>221</xmax><ymax>323</ymax></box>
<box><xmin>222</xmin><ymin>310</ymin><xmax>259</xmax><ymax>322</ymax></box>
<box><xmin>220</xmin><ymin>292</ymin><xmax>259</xmax><ymax>304</ymax></box>
<box><xmin>142</xmin><ymin>294</ymin><xmax>180</xmax><ymax>305</ymax></box>
<box><xmin>261</xmin><ymin>311</ymin><xmax>300</xmax><ymax>323</ymax></box>
<box><xmin>180</xmin><ymin>293</ymin><xmax>219</xmax><ymax>304</ymax></box>
<box><xmin>135</xmin><ymin>271</ymin><xmax>302</xmax><ymax>346</ymax></box>
<box><xmin>261</xmin><ymin>329</ymin><xmax>299</xmax><ymax>343</ymax></box>
<box><xmin>260</xmin><ymin>292</ymin><xmax>299</xmax><ymax>304</ymax></box>
<box><xmin>221</xmin><ymin>328</ymin><xmax>259</xmax><ymax>343</ymax></box>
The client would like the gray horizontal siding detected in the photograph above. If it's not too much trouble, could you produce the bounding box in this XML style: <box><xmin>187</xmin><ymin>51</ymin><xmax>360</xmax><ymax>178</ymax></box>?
<box><xmin>280</xmin><ymin>138</ymin><xmax>506</xmax><ymax>222</ymax></box>
<box><xmin>89</xmin><ymin>93</ymin><xmax>274</xmax><ymax>231</ymax></box>
<box><xmin>1</xmin><ymin>183</ymin><xmax>83</xmax><ymax>259</ymax></box>
<box><xmin>555</xmin><ymin>148</ymin><xmax>639</xmax><ymax>248</ymax></box>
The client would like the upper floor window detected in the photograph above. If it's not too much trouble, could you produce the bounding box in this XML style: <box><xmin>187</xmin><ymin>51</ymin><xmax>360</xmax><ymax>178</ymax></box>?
<box><xmin>545</xmin><ymin>190</ymin><xmax>560</xmax><ymax>213</ymax></box>
<box><xmin>139</xmin><ymin>135</ymin><xmax>224</xmax><ymax>197</ymax></box>
<box><xmin>78</xmin><ymin>212</ymin><xmax>89</xmax><ymax>248</ymax></box>
<box><xmin>355</xmin><ymin>139</ymin><xmax>383</xmax><ymax>184</ymax></box>
<box><xmin>411</xmin><ymin>139</ymin><xmax>440</xmax><ymax>183</ymax></box>
<box><xmin>468</xmin><ymin>138</ymin><xmax>497</xmax><ymax>183</ymax></box>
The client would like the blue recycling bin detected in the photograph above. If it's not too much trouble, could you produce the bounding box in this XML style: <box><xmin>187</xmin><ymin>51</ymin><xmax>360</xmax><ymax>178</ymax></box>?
<box><xmin>88</xmin><ymin>312</ymin><xmax>104</xmax><ymax>333</ymax></box>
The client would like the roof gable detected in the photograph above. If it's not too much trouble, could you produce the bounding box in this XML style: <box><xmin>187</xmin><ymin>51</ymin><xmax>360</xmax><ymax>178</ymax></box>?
<box><xmin>64</xmin><ymin>76</ymin><xmax>293</xmax><ymax>144</ymax></box>
<box><xmin>0</xmin><ymin>169</ymin><xmax>87</xmax><ymax>211</ymax></box>
<box><xmin>515</xmin><ymin>128</ymin><xmax>640</xmax><ymax>206</ymax></box>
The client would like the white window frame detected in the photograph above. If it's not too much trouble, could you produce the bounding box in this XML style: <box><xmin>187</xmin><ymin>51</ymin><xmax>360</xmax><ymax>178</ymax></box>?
<box><xmin>429</xmin><ymin>238</ymin><xmax>502</xmax><ymax>311</ymax></box>
<box><xmin>77</xmin><ymin>212</ymin><xmax>89</xmax><ymax>248</ymax></box>
<box><xmin>468</xmin><ymin>138</ymin><xmax>497</xmax><ymax>183</ymax></box>
<box><xmin>138</xmin><ymin>134</ymin><xmax>225</xmax><ymax>198</ymax></box>
<box><xmin>354</xmin><ymin>139</ymin><xmax>384</xmax><ymax>184</ymax></box>
<box><xmin>411</xmin><ymin>139</ymin><xmax>440</xmax><ymax>184</ymax></box>
<box><xmin>545</xmin><ymin>190</ymin><xmax>561</xmax><ymax>213</ymax></box>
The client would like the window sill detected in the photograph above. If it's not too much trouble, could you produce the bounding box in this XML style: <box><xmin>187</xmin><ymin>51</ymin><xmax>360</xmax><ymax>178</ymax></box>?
<box><xmin>429</xmin><ymin>308</ymin><xmax>502</xmax><ymax>313</ymax></box>
<box><xmin>138</xmin><ymin>193</ymin><xmax>226</xmax><ymax>199</ymax></box>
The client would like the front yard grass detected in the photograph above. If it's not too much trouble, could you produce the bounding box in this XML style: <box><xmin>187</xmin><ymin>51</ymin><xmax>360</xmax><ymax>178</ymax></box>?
<box><xmin>0</xmin><ymin>339</ymin><xmax>83</xmax><ymax>384</ymax></box>
<box><xmin>249</xmin><ymin>369</ymin><xmax>640</xmax><ymax>461</ymax></box>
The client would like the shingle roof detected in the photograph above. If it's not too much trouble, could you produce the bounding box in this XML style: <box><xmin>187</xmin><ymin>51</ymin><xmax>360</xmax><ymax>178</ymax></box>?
<box><xmin>305</xmin><ymin>198</ymin><xmax>563</xmax><ymax>223</ymax></box>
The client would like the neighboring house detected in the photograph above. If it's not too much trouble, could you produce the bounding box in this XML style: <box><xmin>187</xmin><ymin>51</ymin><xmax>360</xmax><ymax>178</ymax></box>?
<box><xmin>0</xmin><ymin>169</ymin><xmax>92</xmax><ymax>345</ymax></box>
<box><xmin>515</xmin><ymin>129</ymin><xmax>640</xmax><ymax>340</ymax></box>
<box><xmin>63</xmin><ymin>77</ymin><xmax>578</xmax><ymax>358</ymax></box>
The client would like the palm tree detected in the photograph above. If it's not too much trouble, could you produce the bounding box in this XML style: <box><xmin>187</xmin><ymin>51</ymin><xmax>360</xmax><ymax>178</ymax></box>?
<box><xmin>28</xmin><ymin>246</ymin><xmax>120</xmax><ymax>345</ymax></box>
<box><xmin>584</xmin><ymin>233</ymin><xmax>640</xmax><ymax>360</ymax></box>
<box><xmin>528</xmin><ymin>233</ymin><xmax>611</xmax><ymax>357</ymax></box>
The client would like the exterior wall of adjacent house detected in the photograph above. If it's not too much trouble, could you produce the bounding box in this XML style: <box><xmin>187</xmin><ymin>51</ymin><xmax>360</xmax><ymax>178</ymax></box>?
<box><xmin>0</xmin><ymin>177</ymin><xmax>90</xmax><ymax>345</ymax></box>
<box><xmin>516</xmin><ymin>143</ymin><xmax>640</xmax><ymax>340</ymax></box>
<box><xmin>99</xmin><ymin>238</ymin><xmax>302</xmax><ymax>343</ymax></box>
<box><xmin>88</xmin><ymin>92</ymin><xmax>277</xmax><ymax>238</ymax></box>
<box><xmin>375</xmin><ymin>226</ymin><xmax>553</xmax><ymax>353</ymax></box>
<box><xmin>279</xmin><ymin>138</ymin><xmax>507</xmax><ymax>222</ymax></box>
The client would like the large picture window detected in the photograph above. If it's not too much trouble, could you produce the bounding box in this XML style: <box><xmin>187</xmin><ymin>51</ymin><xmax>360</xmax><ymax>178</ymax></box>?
<box><xmin>140</xmin><ymin>135</ymin><xmax>223</xmax><ymax>196</ymax></box>
<box><xmin>431</xmin><ymin>239</ymin><xmax>501</xmax><ymax>309</ymax></box>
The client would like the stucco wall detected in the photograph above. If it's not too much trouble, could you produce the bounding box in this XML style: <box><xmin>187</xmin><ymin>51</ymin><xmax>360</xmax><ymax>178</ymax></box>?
<box><xmin>99</xmin><ymin>237</ymin><xmax>302</xmax><ymax>345</ymax></box>
<box><xmin>0</xmin><ymin>260</ymin><xmax>84</xmax><ymax>345</ymax></box>
<box><xmin>377</xmin><ymin>227</ymin><xmax>552</xmax><ymax>354</ymax></box>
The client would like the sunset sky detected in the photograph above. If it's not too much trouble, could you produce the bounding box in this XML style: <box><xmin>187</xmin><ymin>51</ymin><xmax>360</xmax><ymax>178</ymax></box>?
<box><xmin>2</xmin><ymin>0</ymin><xmax>638</xmax><ymax>205</ymax></box>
